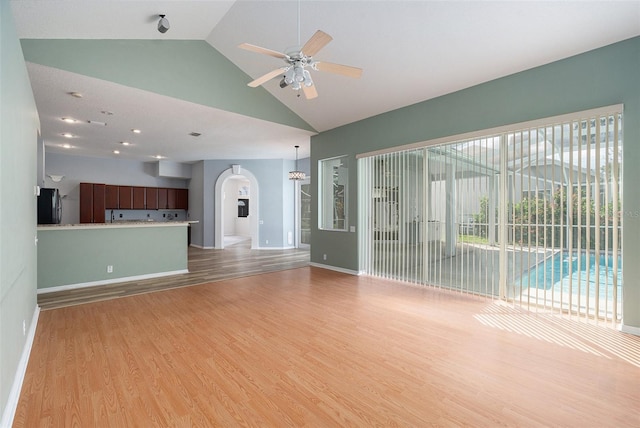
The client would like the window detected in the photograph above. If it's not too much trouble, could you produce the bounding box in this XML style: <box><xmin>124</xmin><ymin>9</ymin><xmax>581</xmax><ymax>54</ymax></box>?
<box><xmin>319</xmin><ymin>155</ymin><xmax>348</xmax><ymax>231</ymax></box>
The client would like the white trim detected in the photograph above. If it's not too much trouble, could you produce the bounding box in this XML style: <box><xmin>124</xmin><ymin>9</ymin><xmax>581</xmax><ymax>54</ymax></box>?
<box><xmin>309</xmin><ymin>262</ymin><xmax>360</xmax><ymax>276</ymax></box>
<box><xmin>1</xmin><ymin>305</ymin><xmax>40</xmax><ymax>428</ymax></box>
<box><xmin>37</xmin><ymin>269</ymin><xmax>189</xmax><ymax>294</ymax></box>
<box><xmin>620</xmin><ymin>323</ymin><xmax>640</xmax><ymax>337</ymax></box>
<box><xmin>214</xmin><ymin>167</ymin><xmax>259</xmax><ymax>249</ymax></box>
<box><xmin>189</xmin><ymin>244</ymin><xmax>214</xmax><ymax>250</ymax></box>
<box><xmin>357</xmin><ymin>104</ymin><xmax>624</xmax><ymax>159</ymax></box>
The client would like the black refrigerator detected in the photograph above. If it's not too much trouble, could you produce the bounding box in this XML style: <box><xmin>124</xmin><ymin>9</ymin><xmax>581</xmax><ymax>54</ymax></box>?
<box><xmin>38</xmin><ymin>188</ymin><xmax>62</xmax><ymax>224</ymax></box>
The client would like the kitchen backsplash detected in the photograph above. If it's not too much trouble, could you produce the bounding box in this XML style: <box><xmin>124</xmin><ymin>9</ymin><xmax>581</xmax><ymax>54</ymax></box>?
<box><xmin>107</xmin><ymin>209</ymin><xmax>187</xmax><ymax>223</ymax></box>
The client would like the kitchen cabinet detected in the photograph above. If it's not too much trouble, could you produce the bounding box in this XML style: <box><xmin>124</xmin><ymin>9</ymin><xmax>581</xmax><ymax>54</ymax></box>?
<box><xmin>93</xmin><ymin>184</ymin><xmax>106</xmax><ymax>223</ymax></box>
<box><xmin>119</xmin><ymin>186</ymin><xmax>133</xmax><ymax>209</ymax></box>
<box><xmin>167</xmin><ymin>188</ymin><xmax>177</xmax><ymax>209</ymax></box>
<box><xmin>176</xmin><ymin>188</ymin><xmax>188</xmax><ymax>210</ymax></box>
<box><xmin>80</xmin><ymin>182</ymin><xmax>188</xmax><ymax>221</ymax></box>
<box><xmin>146</xmin><ymin>187</ymin><xmax>158</xmax><ymax>210</ymax></box>
<box><xmin>133</xmin><ymin>187</ymin><xmax>145</xmax><ymax>209</ymax></box>
<box><xmin>80</xmin><ymin>182</ymin><xmax>105</xmax><ymax>223</ymax></box>
<box><xmin>79</xmin><ymin>183</ymin><xmax>93</xmax><ymax>223</ymax></box>
<box><xmin>158</xmin><ymin>188</ymin><xmax>167</xmax><ymax>209</ymax></box>
<box><xmin>105</xmin><ymin>185</ymin><xmax>119</xmax><ymax>209</ymax></box>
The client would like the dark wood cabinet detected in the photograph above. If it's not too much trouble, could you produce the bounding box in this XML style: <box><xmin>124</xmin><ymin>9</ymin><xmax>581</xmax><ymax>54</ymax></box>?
<box><xmin>176</xmin><ymin>189</ymin><xmax>188</xmax><ymax>210</ymax></box>
<box><xmin>167</xmin><ymin>188</ymin><xmax>177</xmax><ymax>209</ymax></box>
<box><xmin>80</xmin><ymin>182</ymin><xmax>188</xmax><ymax>221</ymax></box>
<box><xmin>105</xmin><ymin>185</ymin><xmax>119</xmax><ymax>209</ymax></box>
<box><xmin>92</xmin><ymin>184</ymin><xmax>106</xmax><ymax>223</ymax></box>
<box><xmin>119</xmin><ymin>186</ymin><xmax>133</xmax><ymax>209</ymax></box>
<box><xmin>133</xmin><ymin>187</ymin><xmax>145</xmax><ymax>209</ymax></box>
<box><xmin>79</xmin><ymin>183</ymin><xmax>93</xmax><ymax>223</ymax></box>
<box><xmin>146</xmin><ymin>187</ymin><xmax>158</xmax><ymax>210</ymax></box>
<box><xmin>80</xmin><ymin>182</ymin><xmax>105</xmax><ymax>223</ymax></box>
<box><xmin>158</xmin><ymin>188</ymin><xmax>168</xmax><ymax>209</ymax></box>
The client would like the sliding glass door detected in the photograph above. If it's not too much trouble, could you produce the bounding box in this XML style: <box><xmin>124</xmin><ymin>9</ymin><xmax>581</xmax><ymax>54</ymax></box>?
<box><xmin>359</xmin><ymin>107</ymin><xmax>622</xmax><ymax>325</ymax></box>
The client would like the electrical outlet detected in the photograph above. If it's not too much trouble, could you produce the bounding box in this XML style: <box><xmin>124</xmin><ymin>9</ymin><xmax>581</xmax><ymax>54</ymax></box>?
<box><xmin>23</xmin><ymin>320</ymin><xmax>26</xmax><ymax>336</ymax></box>
<box><xmin>265</xmin><ymin>240</ymin><xmax>269</xmax><ymax>244</ymax></box>
<box><xmin>107</xmin><ymin>265</ymin><xmax>113</xmax><ymax>273</ymax></box>
<box><xmin>323</xmin><ymin>254</ymin><xmax>327</xmax><ymax>260</ymax></box>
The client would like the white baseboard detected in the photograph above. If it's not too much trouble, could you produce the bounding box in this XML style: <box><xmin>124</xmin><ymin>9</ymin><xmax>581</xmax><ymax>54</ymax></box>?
<box><xmin>1</xmin><ymin>305</ymin><xmax>40</xmax><ymax>428</ymax></box>
<box><xmin>37</xmin><ymin>269</ymin><xmax>189</xmax><ymax>295</ymax></box>
<box><xmin>309</xmin><ymin>262</ymin><xmax>360</xmax><ymax>276</ymax></box>
<box><xmin>189</xmin><ymin>244</ymin><xmax>214</xmax><ymax>249</ymax></box>
<box><xmin>621</xmin><ymin>323</ymin><xmax>640</xmax><ymax>337</ymax></box>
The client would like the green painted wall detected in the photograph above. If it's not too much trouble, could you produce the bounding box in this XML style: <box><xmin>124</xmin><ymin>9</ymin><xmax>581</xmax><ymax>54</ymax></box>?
<box><xmin>311</xmin><ymin>36</ymin><xmax>640</xmax><ymax>329</ymax></box>
<box><xmin>0</xmin><ymin>2</ymin><xmax>40</xmax><ymax>423</ymax></box>
<box><xmin>20</xmin><ymin>39</ymin><xmax>315</xmax><ymax>132</ymax></box>
<box><xmin>37</xmin><ymin>226</ymin><xmax>188</xmax><ymax>289</ymax></box>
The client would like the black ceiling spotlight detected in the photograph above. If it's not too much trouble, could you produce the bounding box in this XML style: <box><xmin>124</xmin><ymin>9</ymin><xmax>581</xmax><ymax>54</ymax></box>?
<box><xmin>157</xmin><ymin>14</ymin><xmax>170</xmax><ymax>33</ymax></box>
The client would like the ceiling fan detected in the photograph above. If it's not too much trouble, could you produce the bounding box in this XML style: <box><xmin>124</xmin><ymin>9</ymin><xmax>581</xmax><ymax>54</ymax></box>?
<box><xmin>238</xmin><ymin>29</ymin><xmax>363</xmax><ymax>99</ymax></box>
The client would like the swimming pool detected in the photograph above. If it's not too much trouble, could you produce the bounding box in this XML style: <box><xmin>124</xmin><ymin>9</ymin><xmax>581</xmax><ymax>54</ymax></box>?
<box><xmin>516</xmin><ymin>251</ymin><xmax>623</xmax><ymax>302</ymax></box>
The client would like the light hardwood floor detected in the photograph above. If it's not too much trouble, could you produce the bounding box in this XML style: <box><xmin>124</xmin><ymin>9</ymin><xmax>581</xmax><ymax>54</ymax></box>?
<box><xmin>15</xmin><ymin>265</ymin><xmax>640</xmax><ymax>427</ymax></box>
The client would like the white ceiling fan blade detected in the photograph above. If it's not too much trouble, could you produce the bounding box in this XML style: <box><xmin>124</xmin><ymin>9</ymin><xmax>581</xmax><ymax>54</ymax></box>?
<box><xmin>238</xmin><ymin>43</ymin><xmax>289</xmax><ymax>60</ymax></box>
<box><xmin>248</xmin><ymin>68</ymin><xmax>285</xmax><ymax>87</ymax></box>
<box><xmin>302</xmin><ymin>84</ymin><xmax>318</xmax><ymax>100</ymax></box>
<box><xmin>302</xmin><ymin>30</ymin><xmax>333</xmax><ymax>57</ymax></box>
<box><xmin>315</xmin><ymin>61</ymin><xmax>363</xmax><ymax>79</ymax></box>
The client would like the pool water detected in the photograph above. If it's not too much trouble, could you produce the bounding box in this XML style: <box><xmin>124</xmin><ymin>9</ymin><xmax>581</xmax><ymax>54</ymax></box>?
<box><xmin>516</xmin><ymin>252</ymin><xmax>622</xmax><ymax>301</ymax></box>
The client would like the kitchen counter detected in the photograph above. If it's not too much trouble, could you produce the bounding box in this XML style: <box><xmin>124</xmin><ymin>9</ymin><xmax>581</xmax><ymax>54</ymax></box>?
<box><xmin>37</xmin><ymin>221</ymin><xmax>195</xmax><ymax>292</ymax></box>
<box><xmin>37</xmin><ymin>221</ymin><xmax>197</xmax><ymax>231</ymax></box>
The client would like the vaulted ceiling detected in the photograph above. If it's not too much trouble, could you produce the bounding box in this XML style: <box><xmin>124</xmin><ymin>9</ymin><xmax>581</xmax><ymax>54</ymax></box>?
<box><xmin>9</xmin><ymin>0</ymin><xmax>640</xmax><ymax>162</ymax></box>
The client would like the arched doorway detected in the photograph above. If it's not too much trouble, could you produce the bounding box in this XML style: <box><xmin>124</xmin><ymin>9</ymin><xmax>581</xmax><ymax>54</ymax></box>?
<box><xmin>214</xmin><ymin>166</ymin><xmax>259</xmax><ymax>249</ymax></box>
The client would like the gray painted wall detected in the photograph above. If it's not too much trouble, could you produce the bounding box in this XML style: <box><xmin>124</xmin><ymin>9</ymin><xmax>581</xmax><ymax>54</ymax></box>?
<box><xmin>45</xmin><ymin>152</ymin><xmax>189</xmax><ymax>224</ymax></box>
<box><xmin>310</xmin><ymin>36</ymin><xmax>640</xmax><ymax>330</ymax></box>
<box><xmin>192</xmin><ymin>159</ymin><xmax>296</xmax><ymax>248</ymax></box>
<box><xmin>0</xmin><ymin>4</ymin><xmax>40</xmax><ymax>423</ymax></box>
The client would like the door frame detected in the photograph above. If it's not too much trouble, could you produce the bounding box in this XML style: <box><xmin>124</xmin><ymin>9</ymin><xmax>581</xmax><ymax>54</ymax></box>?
<box><xmin>215</xmin><ymin>166</ymin><xmax>259</xmax><ymax>249</ymax></box>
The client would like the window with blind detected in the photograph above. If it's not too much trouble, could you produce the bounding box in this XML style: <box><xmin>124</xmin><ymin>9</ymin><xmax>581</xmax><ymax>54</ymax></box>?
<box><xmin>358</xmin><ymin>106</ymin><xmax>623</xmax><ymax>325</ymax></box>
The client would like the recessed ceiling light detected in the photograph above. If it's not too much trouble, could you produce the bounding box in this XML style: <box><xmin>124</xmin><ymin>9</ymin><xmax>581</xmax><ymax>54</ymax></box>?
<box><xmin>61</xmin><ymin>117</ymin><xmax>77</xmax><ymax>123</ymax></box>
<box><xmin>120</xmin><ymin>141</ymin><xmax>131</xmax><ymax>146</ymax></box>
<box><xmin>131</xmin><ymin>129</ymin><xmax>141</xmax><ymax>134</ymax></box>
<box><xmin>61</xmin><ymin>133</ymin><xmax>74</xmax><ymax>138</ymax></box>
<box><xmin>101</xmin><ymin>110</ymin><xmax>114</xmax><ymax>115</ymax></box>
<box><xmin>68</xmin><ymin>92</ymin><xmax>83</xmax><ymax>98</ymax></box>
<box><xmin>62</xmin><ymin>144</ymin><xmax>72</xmax><ymax>149</ymax></box>
<box><xmin>113</xmin><ymin>150</ymin><xmax>120</xmax><ymax>154</ymax></box>
<box><xmin>153</xmin><ymin>155</ymin><xmax>165</xmax><ymax>159</ymax></box>
<box><xmin>189</xmin><ymin>132</ymin><xmax>202</xmax><ymax>137</ymax></box>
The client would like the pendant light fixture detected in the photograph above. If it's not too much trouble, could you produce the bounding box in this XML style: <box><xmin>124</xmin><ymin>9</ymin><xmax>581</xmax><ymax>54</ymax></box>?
<box><xmin>288</xmin><ymin>145</ymin><xmax>306</xmax><ymax>180</ymax></box>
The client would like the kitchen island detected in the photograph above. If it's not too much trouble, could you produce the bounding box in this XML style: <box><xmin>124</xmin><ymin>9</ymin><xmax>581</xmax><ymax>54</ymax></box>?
<box><xmin>37</xmin><ymin>221</ymin><xmax>194</xmax><ymax>293</ymax></box>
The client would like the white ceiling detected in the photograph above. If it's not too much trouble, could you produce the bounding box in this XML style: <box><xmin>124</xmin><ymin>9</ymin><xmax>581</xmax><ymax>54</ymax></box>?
<box><xmin>10</xmin><ymin>0</ymin><xmax>640</xmax><ymax>163</ymax></box>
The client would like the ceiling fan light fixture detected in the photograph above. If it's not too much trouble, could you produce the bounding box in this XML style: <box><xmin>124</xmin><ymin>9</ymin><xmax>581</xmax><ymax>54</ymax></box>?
<box><xmin>303</xmin><ymin>70</ymin><xmax>313</xmax><ymax>87</ymax></box>
<box><xmin>284</xmin><ymin>68</ymin><xmax>295</xmax><ymax>85</ymax></box>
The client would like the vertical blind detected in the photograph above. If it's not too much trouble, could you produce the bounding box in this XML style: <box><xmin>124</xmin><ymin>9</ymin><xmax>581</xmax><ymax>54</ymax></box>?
<box><xmin>358</xmin><ymin>107</ymin><xmax>623</xmax><ymax>325</ymax></box>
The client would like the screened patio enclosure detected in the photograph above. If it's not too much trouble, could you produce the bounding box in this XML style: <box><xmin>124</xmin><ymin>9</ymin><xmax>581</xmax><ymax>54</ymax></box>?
<box><xmin>358</xmin><ymin>106</ymin><xmax>623</xmax><ymax>324</ymax></box>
